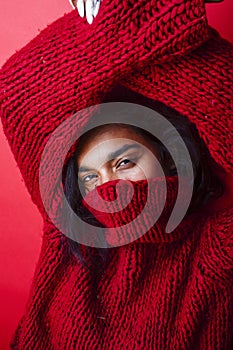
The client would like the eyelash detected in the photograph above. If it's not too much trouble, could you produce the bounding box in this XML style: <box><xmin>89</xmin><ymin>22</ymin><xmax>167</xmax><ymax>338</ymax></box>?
<box><xmin>81</xmin><ymin>157</ymin><xmax>137</xmax><ymax>184</ymax></box>
<box><xmin>82</xmin><ymin>174</ymin><xmax>98</xmax><ymax>183</ymax></box>
<box><xmin>116</xmin><ymin>157</ymin><xmax>136</xmax><ymax>169</ymax></box>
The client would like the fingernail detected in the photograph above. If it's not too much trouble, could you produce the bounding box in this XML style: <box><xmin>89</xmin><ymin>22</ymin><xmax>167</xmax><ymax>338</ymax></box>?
<box><xmin>86</xmin><ymin>0</ymin><xmax>93</xmax><ymax>24</ymax></box>
<box><xmin>77</xmin><ymin>0</ymin><xmax>85</xmax><ymax>18</ymax></box>
<box><xmin>69</xmin><ymin>0</ymin><xmax>76</xmax><ymax>9</ymax></box>
<box><xmin>93</xmin><ymin>0</ymin><xmax>100</xmax><ymax>18</ymax></box>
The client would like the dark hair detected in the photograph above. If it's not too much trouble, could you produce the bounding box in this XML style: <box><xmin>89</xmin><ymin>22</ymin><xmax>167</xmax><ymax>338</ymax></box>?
<box><xmin>62</xmin><ymin>85</ymin><xmax>222</xmax><ymax>271</ymax></box>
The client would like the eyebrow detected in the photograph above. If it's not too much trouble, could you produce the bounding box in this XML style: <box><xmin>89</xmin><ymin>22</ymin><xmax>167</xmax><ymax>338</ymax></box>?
<box><xmin>78</xmin><ymin>144</ymin><xmax>141</xmax><ymax>173</ymax></box>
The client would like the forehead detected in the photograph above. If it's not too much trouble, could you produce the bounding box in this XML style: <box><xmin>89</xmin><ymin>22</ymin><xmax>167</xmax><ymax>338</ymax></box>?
<box><xmin>76</xmin><ymin>124</ymin><xmax>154</xmax><ymax>166</ymax></box>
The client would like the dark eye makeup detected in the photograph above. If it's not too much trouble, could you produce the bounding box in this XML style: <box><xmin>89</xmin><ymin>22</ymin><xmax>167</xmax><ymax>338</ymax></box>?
<box><xmin>116</xmin><ymin>157</ymin><xmax>137</xmax><ymax>169</ymax></box>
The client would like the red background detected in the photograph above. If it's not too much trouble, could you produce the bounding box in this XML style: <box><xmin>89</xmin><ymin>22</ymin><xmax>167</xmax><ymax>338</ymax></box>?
<box><xmin>0</xmin><ymin>1</ymin><xmax>232</xmax><ymax>349</ymax></box>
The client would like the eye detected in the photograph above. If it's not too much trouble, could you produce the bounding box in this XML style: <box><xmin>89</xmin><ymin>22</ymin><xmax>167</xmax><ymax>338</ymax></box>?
<box><xmin>82</xmin><ymin>173</ymin><xmax>98</xmax><ymax>183</ymax></box>
<box><xmin>116</xmin><ymin>158</ymin><xmax>135</xmax><ymax>169</ymax></box>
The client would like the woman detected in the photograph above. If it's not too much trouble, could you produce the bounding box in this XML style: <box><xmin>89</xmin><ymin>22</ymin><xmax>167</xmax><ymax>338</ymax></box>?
<box><xmin>0</xmin><ymin>0</ymin><xmax>232</xmax><ymax>348</ymax></box>
<box><xmin>62</xmin><ymin>88</ymin><xmax>222</xmax><ymax>271</ymax></box>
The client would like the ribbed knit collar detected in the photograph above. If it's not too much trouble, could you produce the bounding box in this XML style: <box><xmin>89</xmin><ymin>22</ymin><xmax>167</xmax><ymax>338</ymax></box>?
<box><xmin>81</xmin><ymin>176</ymin><xmax>199</xmax><ymax>246</ymax></box>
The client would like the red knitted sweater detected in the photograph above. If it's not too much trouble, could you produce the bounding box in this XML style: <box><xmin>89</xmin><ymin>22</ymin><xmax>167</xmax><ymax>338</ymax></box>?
<box><xmin>0</xmin><ymin>1</ymin><xmax>232</xmax><ymax>349</ymax></box>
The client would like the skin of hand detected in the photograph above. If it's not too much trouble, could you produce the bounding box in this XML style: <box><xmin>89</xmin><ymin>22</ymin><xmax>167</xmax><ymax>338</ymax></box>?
<box><xmin>69</xmin><ymin>0</ymin><xmax>101</xmax><ymax>24</ymax></box>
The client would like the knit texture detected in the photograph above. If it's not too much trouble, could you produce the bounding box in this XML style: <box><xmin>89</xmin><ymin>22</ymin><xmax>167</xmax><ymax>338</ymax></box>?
<box><xmin>0</xmin><ymin>0</ymin><xmax>232</xmax><ymax>349</ymax></box>
<box><xmin>81</xmin><ymin>176</ymin><xmax>197</xmax><ymax>245</ymax></box>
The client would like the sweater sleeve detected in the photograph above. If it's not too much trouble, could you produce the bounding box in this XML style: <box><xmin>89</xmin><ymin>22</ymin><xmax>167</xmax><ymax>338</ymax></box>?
<box><xmin>0</xmin><ymin>0</ymin><xmax>209</xmax><ymax>216</ymax></box>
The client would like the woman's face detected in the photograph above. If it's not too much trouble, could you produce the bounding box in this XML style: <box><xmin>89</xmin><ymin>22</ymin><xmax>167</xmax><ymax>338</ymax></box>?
<box><xmin>76</xmin><ymin>125</ymin><xmax>164</xmax><ymax>194</ymax></box>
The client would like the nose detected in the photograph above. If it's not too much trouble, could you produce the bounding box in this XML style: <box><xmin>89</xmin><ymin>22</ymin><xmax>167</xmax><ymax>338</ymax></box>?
<box><xmin>99</xmin><ymin>169</ymin><xmax>118</xmax><ymax>185</ymax></box>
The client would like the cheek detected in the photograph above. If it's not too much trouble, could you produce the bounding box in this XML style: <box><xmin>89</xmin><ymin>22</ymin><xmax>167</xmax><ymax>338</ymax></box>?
<box><xmin>137</xmin><ymin>155</ymin><xmax>163</xmax><ymax>179</ymax></box>
<box><xmin>125</xmin><ymin>167</ymin><xmax>148</xmax><ymax>181</ymax></box>
<box><xmin>116</xmin><ymin>166</ymin><xmax>146</xmax><ymax>182</ymax></box>
<box><xmin>119</xmin><ymin>163</ymin><xmax>158</xmax><ymax>182</ymax></box>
